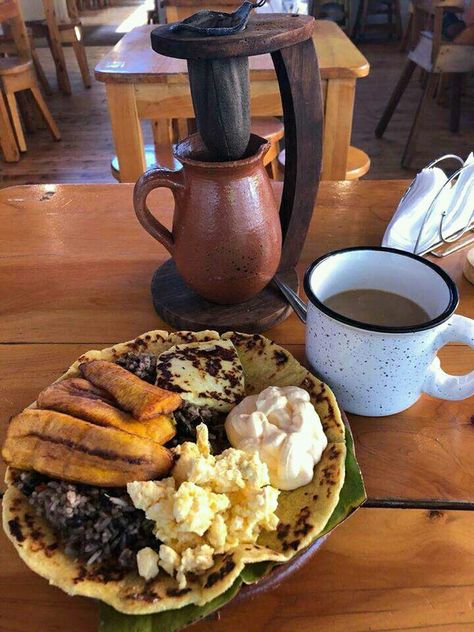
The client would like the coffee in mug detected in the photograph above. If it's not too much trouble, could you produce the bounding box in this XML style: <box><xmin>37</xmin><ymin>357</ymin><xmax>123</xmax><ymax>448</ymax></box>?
<box><xmin>304</xmin><ymin>247</ymin><xmax>474</xmax><ymax>416</ymax></box>
<box><xmin>323</xmin><ymin>289</ymin><xmax>430</xmax><ymax>328</ymax></box>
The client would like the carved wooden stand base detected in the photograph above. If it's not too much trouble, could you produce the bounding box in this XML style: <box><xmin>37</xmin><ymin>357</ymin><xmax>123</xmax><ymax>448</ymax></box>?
<box><xmin>151</xmin><ymin>259</ymin><xmax>298</xmax><ymax>333</ymax></box>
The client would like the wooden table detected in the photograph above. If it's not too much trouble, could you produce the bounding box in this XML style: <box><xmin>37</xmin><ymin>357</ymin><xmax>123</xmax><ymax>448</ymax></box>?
<box><xmin>95</xmin><ymin>21</ymin><xmax>370</xmax><ymax>183</ymax></box>
<box><xmin>0</xmin><ymin>180</ymin><xmax>473</xmax><ymax>631</ymax></box>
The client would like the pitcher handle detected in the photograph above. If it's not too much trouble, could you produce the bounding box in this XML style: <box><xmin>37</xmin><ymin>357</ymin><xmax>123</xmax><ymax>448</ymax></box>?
<box><xmin>422</xmin><ymin>315</ymin><xmax>474</xmax><ymax>400</ymax></box>
<box><xmin>133</xmin><ymin>166</ymin><xmax>185</xmax><ymax>256</ymax></box>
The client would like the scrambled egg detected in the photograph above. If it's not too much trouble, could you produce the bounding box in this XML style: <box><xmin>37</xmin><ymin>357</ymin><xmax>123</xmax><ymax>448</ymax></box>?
<box><xmin>128</xmin><ymin>424</ymin><xmax>279</xmax><ymax>588</ymax></box>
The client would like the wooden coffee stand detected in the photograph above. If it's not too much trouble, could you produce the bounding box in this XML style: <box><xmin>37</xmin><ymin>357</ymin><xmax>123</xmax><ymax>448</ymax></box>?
<box><xmin>146</xmin><ymin>14</ymin><xmax>323</xmax><ymax>333</ymax></box>
<box><xmin>95</xmin><ymin>20</ymin><xmax>370</xmax><ymax>183</ymax></box>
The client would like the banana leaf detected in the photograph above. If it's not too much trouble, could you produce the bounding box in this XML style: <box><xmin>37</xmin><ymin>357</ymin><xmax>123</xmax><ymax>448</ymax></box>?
<box><xmin>100</xmin><ymin>579</ymin><xmax>243</xmax><ymax>632</ymax></box>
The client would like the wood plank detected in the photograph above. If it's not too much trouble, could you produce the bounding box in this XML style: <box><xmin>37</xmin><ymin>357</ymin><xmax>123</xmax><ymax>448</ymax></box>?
<box><xmin>0</xmin><ymin>343</ymin><xmax>472</xmax><ymax>505</ymax></box>
<box><xmin>0</xmin><ymin>508</ymin><xmax>473</xmax><ymax>632</ymax></box>
<box><xmin>0</xmin><ymin>181</ymin><xmax>471</xmax><ymax>344</ymax></box>
<box><xmin>94</xmin><ymin>22</ymin><xmax>369</xmax><ymax>84</ymax></box>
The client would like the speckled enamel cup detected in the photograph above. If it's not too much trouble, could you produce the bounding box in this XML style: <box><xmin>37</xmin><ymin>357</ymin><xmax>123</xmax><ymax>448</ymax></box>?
<box><xmin>304</xmin><ymin>247</ymin><xmax>474</xmax><ymax>416</ymax></box>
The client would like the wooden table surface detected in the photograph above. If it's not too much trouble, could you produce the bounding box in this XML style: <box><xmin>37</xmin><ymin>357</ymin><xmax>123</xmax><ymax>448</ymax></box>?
<box><xmin>94</xmin><ymin>21</ymin><xmax>369</xmax><ymax>83</ymax></box>
<box><xmin>0</xmin><ymin>180</ymin><xmax>473</xmax><ymax>631</ymax></box>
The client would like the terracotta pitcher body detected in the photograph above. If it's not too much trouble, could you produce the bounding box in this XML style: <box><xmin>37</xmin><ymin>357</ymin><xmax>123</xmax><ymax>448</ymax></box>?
<box><xmin>133</xmin><ymin>133</ymin><xmax>282</xmax><ymax>304</ymax></box>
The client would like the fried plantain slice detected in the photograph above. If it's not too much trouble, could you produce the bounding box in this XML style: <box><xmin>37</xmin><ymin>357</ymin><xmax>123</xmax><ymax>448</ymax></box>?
<box><xmin>37</xmin><ymin>378</ymin><xmax>176</xmax><ymax>444</ymax></box>
<box><xmin>80</xmin><ymin>360</ymin><xmax>182</xmax><ymax>420</ymax></box>
<box><xmin>2</xmin><ymin>409</ymin><xmax>174</xmax><ymax>486</ymax></box>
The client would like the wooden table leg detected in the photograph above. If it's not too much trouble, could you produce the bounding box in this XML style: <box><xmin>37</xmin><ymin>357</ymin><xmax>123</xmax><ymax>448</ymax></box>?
<box><xmin>43</xmin><ymin>0</ymin><xmax>72</xmax><ymax>96</ymax></box>
<box><xmin>321</xmin><ymin>78</ymin><xmax>355</xmax><ymax>180</ymax></box>
<box><xmin>106</xmin><ymin>83</ymin><xmax>146</xmax><ymax>183</ymax></box>
<box><xmin>151</xmin><ymin>119</ymin><xmax>172</xmax><ymax>152</ymax></box>
<box><xmin>0</xmin><ymin>92</ymin><xmax>19</xmax><ymax>162</ymax></box>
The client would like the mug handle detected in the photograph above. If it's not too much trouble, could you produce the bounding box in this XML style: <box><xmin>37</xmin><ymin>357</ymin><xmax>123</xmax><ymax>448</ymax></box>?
<box><xmin>133</xmin><ymin>166</ymin><xmax>185</xmax><ymax>256</ymax></box>
<box><xmin>422</xmin><ymin>314</ymin><xmax>474</xmax><ymax>399</ymax></box>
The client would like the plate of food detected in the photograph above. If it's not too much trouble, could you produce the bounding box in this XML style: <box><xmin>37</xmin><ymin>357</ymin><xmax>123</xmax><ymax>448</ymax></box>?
<box><xmin>2</xmin><ymin>330</ymin><xmax>365</xmax><ymax>632</ymax></box>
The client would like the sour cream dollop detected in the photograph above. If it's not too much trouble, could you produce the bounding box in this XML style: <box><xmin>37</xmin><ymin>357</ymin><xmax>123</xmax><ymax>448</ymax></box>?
<box><xmin>225</xmin><ymin>386</ymin><xmax>328</xmax><ymax>491</ymax></box>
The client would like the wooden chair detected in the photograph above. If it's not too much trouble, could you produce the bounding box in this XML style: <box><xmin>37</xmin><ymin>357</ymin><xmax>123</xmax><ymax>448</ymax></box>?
<box><xmin>308</xmin><ymin>0</ymin><xmax>351</xmax><ymax>35</ymax></box>
<box><xmin>26</xmin><ymin>0</ymin><xmax>91</xmax><ymax>95</ymax></box>
<box><xmin>375</xmin><ymin>0</ymin><xmax>474</xmax><ymax>167</ymax></box>
<box><xmin>0</xmin><ymin>0</ymin><xmax>60</xmax><ymax>152</ymax></box>
<box><xmin>277</xmin><ymin>145</ymin><xmax>370</xmax><ymax>181</ymax></box>
<box><xmin>352</xmin><ymin>0</ymin><xmax>403</xmax><ymax>41</ymax></box>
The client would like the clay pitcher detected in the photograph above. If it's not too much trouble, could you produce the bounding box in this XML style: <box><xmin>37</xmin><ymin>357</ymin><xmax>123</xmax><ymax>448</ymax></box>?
<box><xmin>133</xmin><ymin>133</ymin><xmax>282</xmax><ymax>305</ymax></box>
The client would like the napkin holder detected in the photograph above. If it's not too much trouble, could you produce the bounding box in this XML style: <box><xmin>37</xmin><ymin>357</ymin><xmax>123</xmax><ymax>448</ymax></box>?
<box><xmin>383</xmin><ymin>154</ymin><xmax>474</xmax><ymax>258</ymax></box>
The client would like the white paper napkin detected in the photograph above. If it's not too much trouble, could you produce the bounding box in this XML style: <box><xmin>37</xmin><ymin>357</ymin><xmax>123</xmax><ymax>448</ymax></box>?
<box><xmin>382</xmin><ymin>154</ymin><xmax>474</xmax><ymax>254</ymax></box>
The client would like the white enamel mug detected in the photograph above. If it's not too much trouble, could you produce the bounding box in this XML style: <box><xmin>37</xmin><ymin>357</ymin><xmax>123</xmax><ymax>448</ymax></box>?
<box><xmin>302</xmin><ymin>247</ymin><xmax>474</xmax><ymax>416</ymax></box>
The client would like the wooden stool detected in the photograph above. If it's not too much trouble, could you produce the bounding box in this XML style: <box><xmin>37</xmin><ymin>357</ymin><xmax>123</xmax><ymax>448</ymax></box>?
<box><xmin>250</xmin><ymin>117</ymin><xmax>284</xmax><ymax>179</ymax></box>
<box><xmin>0</xmin><ymin>0</ymin><xmax>60</xmax><ymax>151</ymax></box>
<box><xmin>0</xmin><ymin>27</ymin><xmax>52</xmax><ymax>94</ymax></box>
<box><xmin>111</xmin><ymin>144</ymin><xmax>181</xmax><ymax>180</ymax></box>
<box><xmin>352</xmin><ymin>0</ymin><xmax>402</xmax><ymax>41</ymax></box>
<box><xmin>0</xmin><ymin>58</ymin><xmax>60</xmax><ymax>151</ymax></box>
<box><xmin>167</xmin><ymin>117</ymin><xmax>284</xmax><ymax>178</ymax></box>
<box><xmin>278</xmin><ymin>145</ymin><xmax>370</xmax><ymax>181</ymax></box>
<box><xmin>111</xmin><ymin>117</ymin><xmax>284</xmax><ymax>182</ymax></box>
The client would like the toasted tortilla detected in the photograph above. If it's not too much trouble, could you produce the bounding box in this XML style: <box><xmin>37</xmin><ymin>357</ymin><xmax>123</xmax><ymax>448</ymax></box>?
<box><xmin>3</xmin><ymin>330</ymin><xmax>351</xmax><ymax>616</ymax></box>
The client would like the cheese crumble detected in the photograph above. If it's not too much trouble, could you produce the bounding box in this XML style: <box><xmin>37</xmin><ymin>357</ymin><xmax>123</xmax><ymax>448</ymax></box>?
<box><xmin>128</xmin><ymin>424</ymin><xmax>279</xmax><ymax>588</ymax></box>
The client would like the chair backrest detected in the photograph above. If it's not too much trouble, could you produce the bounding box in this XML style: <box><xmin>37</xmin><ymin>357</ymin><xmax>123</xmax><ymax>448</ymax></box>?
<box><xmin>0</xmin><ymin>0</ymin><xmax>31</xmax><ymax>58</ymax></box>
<box><xmin>162</xmin><ymin>0</ymin><xmax>240</xmax><ymax>23</ymax></box>
<box><xmin>411</xmin><ymin>0</ymin><xmax>465</xmax><ymax>63</ymax></box>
